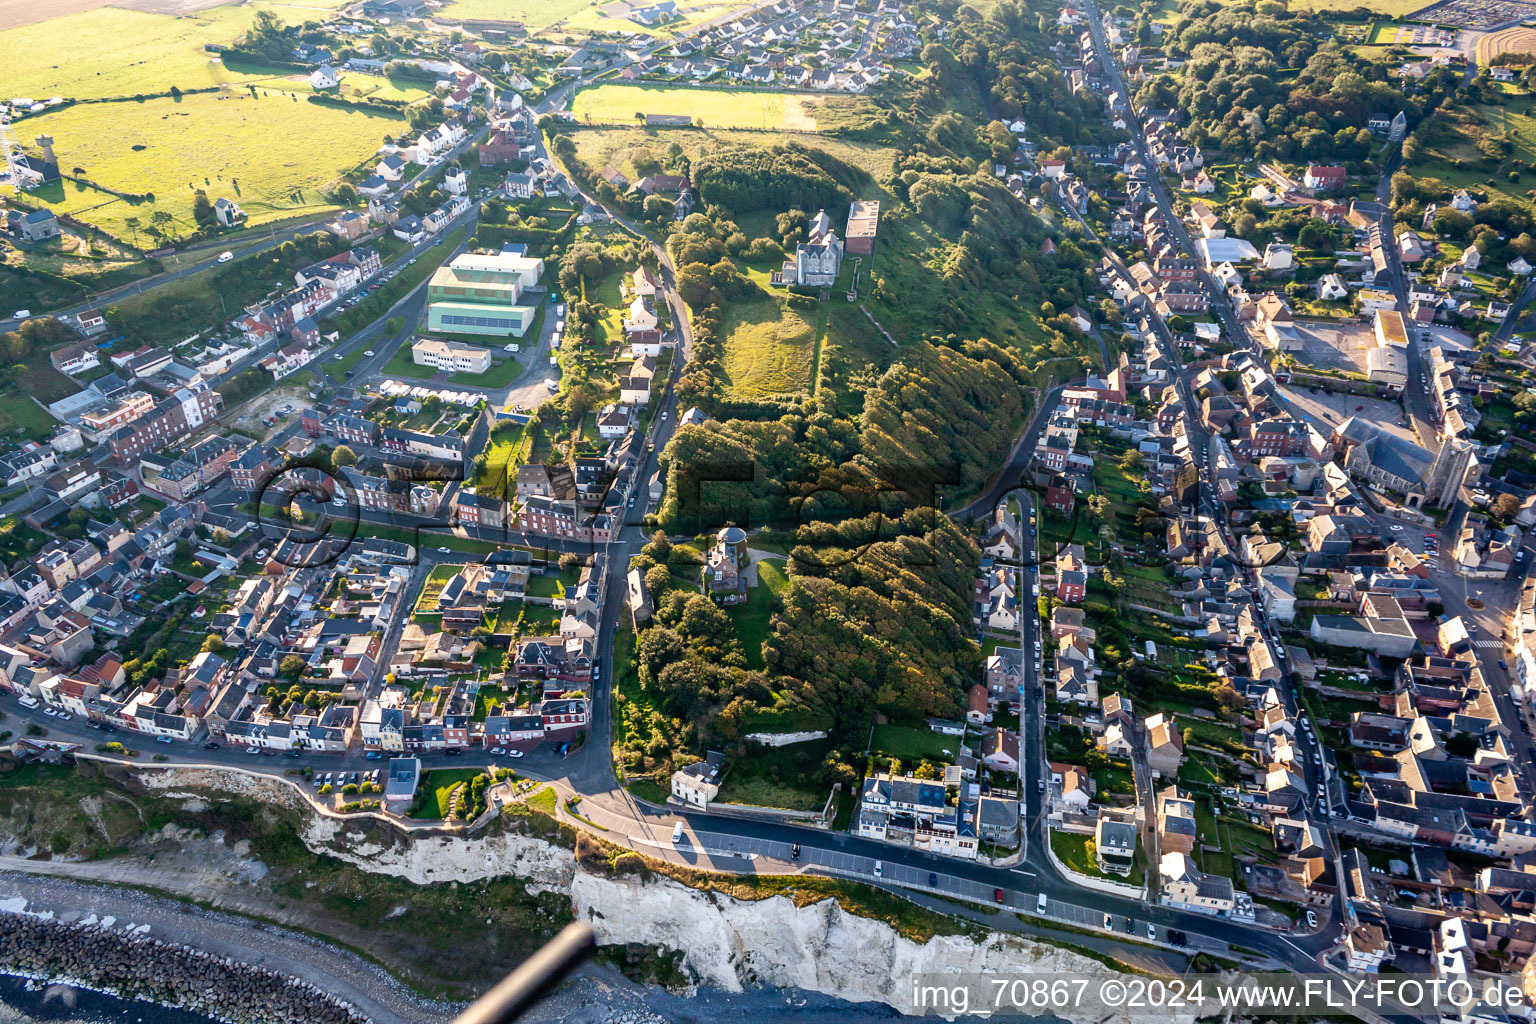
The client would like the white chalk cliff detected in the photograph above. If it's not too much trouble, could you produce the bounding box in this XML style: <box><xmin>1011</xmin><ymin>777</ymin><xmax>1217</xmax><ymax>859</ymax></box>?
<box><xmin>141</xmin><ymin>767</ymin><xmax>1142</xmax><ymax>1019</ymax></box>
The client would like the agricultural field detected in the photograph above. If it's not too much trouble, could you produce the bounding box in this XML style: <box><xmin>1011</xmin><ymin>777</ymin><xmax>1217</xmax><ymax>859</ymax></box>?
<box><xmin>437</xmin><ymin>0</ymin><xmax>599</xmax><ymax>32</ymax></box>
<box><xmin>567</xmin><ymin>124</ymin><xmax>901</xmax><ymax>181</ymax></box>
<box><xmin>0</xmin><ymin>2</ymin><xmax>338</xmax><ymax>101</ymax></box>
<box><xmin>561</xmin><ymin>0</ymin><xmax>756</xmax><ymax>35</ymax></box>
<box><xmin>1289</xmin><ymin>0</ymin><xmax>1422</xmax><ymax>13</ymax></box>
<box><xmin>21</xmin><ymin>89</ymin><xmax>400</xmax><ymax>242</ymax></box>
<box><xmin>719</xmin><ymin>293</ymin><xmax>818</xmax><ymax>401</ymax></box>
<box><xmin>1480</xmin><ymin>26</ymin><xmax>1536</xmax><ymax>66</ymax></box>
<box><xmin>572</xmin><ymin>84</ymin><xmax>836</xmax><ymax>131</ymax></box>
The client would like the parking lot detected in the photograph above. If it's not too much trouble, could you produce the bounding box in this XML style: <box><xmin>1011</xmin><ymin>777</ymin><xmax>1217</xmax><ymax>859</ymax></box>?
<box><xmin>1291</xmin><ymin>320</ymin><xmax>1376</xmax><ymax>375</ymax></box>
<box><xmin>1278</xmin><ymin>383</ymin><xmax>1418</xmax><ymax>447</ymax></box>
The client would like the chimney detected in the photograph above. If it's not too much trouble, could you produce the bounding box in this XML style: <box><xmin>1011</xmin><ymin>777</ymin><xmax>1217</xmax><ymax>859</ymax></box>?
<box><xmin>35</xmin><ymin>135</ymin><xmax>54</xmax><ymax>164</ymax></box>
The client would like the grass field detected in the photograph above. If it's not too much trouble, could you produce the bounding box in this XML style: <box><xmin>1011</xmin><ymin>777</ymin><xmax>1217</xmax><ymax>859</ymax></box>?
<box><xmin>21</xmin><ymin>89</ymin><xmax>397</xmax><ymax>242</ymax></box>
<box><xmin>1050</xmin><ymin>828</ymin><xmax>1145</xmax><ymax>886</ymax></box>
<box><xmin>725</xmin><ymin>557</ymin><xmax>786</xmax><ymax>670</ymax></box>
<box><xmin>473</xmin><ymin>422</ymin><xmax>532</xmax><ymax>499</ymax></box>
<box><xmin>572</xmin><ymin>84</ymin><xmax>834</xmax><ymax>131</ymax></box>
<box><xmin>1292</xmin><ymin>0</ymin><xmax>1420</xmax><ymax>13</ymax></box>
<box><xmin>720</xmin><ymin>294</ymin><xmax>817</xmax><ymax>401</ymax></box>
<box><xmin>1</xmin><ymin>6</ymin><xmax>270</xmax><ymax>100</ymax></box>
<box><xmin>1480</xmin><ymin>26</ymin><xmax>1536</xmax><ymax>66</ymax></box>
<box><xmin>1407</xmin><ymin>96</ymin><xmax>1536</xmax><ymax>211</ymax></box>
<box><xmin>561</xmin><ymin>0</ymin><xmax>755</xmax><ymax>35</ymax></box>
<box><xmin>871</xmin><ymin>723</ymin><xmax>962</xmax><ymax>764</ymax></box>
<box><xmin>1366</xmin><ymin>22</ymin><xmax>1405</xmax><ymax>45</ymax></box>
<box><xmin>407</xmin><ymin>767</ymin><xmax>486</xmax><ymax>819</ymax></box>
<box><xmin>567</xmin><ymin>125</ymin><xmax>902</xmax><ymax>181</ymax></box>
<box><xmin>0</xmin><ymin>0</ymin><xmax>356</xmax><ymax>98</ymax></box>
<box><xmin>438</xmin><ymin>0</ymin><xmax>592</xmax><ymax>31</ymax></box>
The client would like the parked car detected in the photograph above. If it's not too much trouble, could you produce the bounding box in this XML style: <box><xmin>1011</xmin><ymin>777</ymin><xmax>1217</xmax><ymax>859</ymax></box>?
<box><xmin>994</xmin><ymin>888</ymin><xmax>1005</xmax><ymax>904</ymax></box>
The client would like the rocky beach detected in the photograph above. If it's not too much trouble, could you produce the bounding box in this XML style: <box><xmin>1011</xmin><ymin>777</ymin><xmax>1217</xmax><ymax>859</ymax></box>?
<box><xmin>0</xmin><ymin>910</ymin><xmax>368</xmax><ymax>1024</ymax></box>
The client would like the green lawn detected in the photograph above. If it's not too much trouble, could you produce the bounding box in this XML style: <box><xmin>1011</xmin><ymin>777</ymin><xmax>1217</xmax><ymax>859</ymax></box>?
<box><xmin>1050</xmin><ymin>829</ymin><xmax>1145</xmax><ymax>886</ymax></box>
<box><xmin>870</xmin><ymin>724</ymin><xmax>962</xmax><ymax>764</ymax></box>
<box><xmin>572</xmin><ymin>84</ymin><xmax>840</xmax><ymax>132</ymax></box>
<box><xmin>1193</xmin><ymin>796</ymin><xmax>1235</xmax><ymax>879</ymax></box>
<box><xmin>381</xmin><ymin>345</ymin><xmax>440</xmax><ymax>380</ymax></box>
<box><xmin>1177</xmin><ymin>756</ymin><xmax>1232</xmax><ymax>787</ymax></box>
<box><xmin>568</xmin><ymin>126</ymin><xmax>902</xmax><ymax>185</ymax></box>
<box><xmin>720</xmin><ymin>294</ymin><xmax>817</xmax><ymax>402</ymax></box>
<box><xmin>450</xmin><ymin>355</ymin><xmax>522</xmax><ymax>388</ymax></box>
<box><xmin>715</xmin><ymin>739</ymin><xmax>833</xmax><ymax>811</ymax></box>
<box><xmin>407</xmin><ymin>768</ymin><xmax>486</xmax><ymax>819</ymax></box>
<box><xmin>526</xmin><ymin>566</ymin><xmax>580</xmax><ymax>600</ymax></box>
<box><xmin>1406</xmin><ymin>96</ymin><xmax>1536</xmax><ymax>211</ymax></box>
<box><xmin>0</xmin><ymin>394</ymin><xmax>62</xmax><ymax>442</ymax></box>
<box><xmin>525</xmin><ymin>785</ymin><xmax>558</xmax><ymax>816</ymax></box>
<box><xmin>22</xmin><ymin>87</ymin><xmax>396</xmax><ymax>243</ymax></box>
<box><xmin>757</xmin><ymin>558</ymin><xmax>789</xmax><ymax>596</ymax></box>
<box><xmin>416</xmin><ymin>564</ymin><xmax>462</xmax><ymax>613</ymax></box>
<box><xmin>472</xmin><ymin>422</ymin><xmax>532</xmax><ymax>500</ymax></box>
<box><xmin>725</xmin><ymin>559</ymin><xmax>787</xmax><ymax>670</ymax></box>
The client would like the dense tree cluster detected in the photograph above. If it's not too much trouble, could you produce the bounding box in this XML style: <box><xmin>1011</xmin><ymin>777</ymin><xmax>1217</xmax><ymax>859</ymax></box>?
<box><xmin>692</xmin><ymin>142</ymin><xmax>868</xmax><ymax>215</ymax></box>
<box><xmin>660</xmin><ymin>338</ymin><xmax>1028</xmax><ymax>530</ymax></box>
<box><xmin>920</xmin><ymin>2</ymin><xmax>1102</xmax><ymax>148</ymax></box>
<box><xmin>1391</xmin><ymin>172</ymin><xmax>1536</xmax><ymax>266</ymax></box>
<box><xmin>1135</xmin><ymin>1</ymin><xmax>1421</xmax><ymax>162</ymax></box>
<box><xmin>625</xmin><ymin>508</ymin><xmax>979</xmax><ymax>774</ymax></box>
<box><xmin>767</xmin><ymin>510</ymin><xmax>981</xmax><ymax>725</ymax></box>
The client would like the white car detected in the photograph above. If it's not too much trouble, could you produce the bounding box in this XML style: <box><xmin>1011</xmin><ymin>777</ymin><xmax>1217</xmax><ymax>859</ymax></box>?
<box><xmin>334</xmin><ymin>354</ymin><xmax>345</xmax><ymax>361</ymax></box>
<box><xmin>13</xmin><ymin>309</ymin><xmax>31</xmax><ymax>319</ymax></box>
<box><xmin>42</xmin><ymin>708</ymin><xmax>57</xmax><ymax>717</ymax></box>
<box><xmin>364</xmin><ymin>350</ymin><xmax>374</xmax><ymax>357</ymax></box>
<box><xmin>438</xmin><ymin>546</ymin><xmax>452</xmax><ymax>553</ymax></box>
<box><xmin>508</xmin><ymin>750</ymin><xmax>524</xmax><ymax>758</ymax></box>
<box><xmin>1390</xmin><ymin>524</ymin><xmax>1403</xmax><ymax>532</ymax></box>
<box><xmin>217</xmin><ymin>251</ymin><xmax>234</xmax><ymax>263</ymax></box>
<box><xmin>490</xmin><ymin>747</ymin><xmax>506</xmax><ymax>756</ymax></box>
<box><xmin>1305</xmin><ymin>910</ymin><xmax>1318</xmax><ymax>928</ymax></box>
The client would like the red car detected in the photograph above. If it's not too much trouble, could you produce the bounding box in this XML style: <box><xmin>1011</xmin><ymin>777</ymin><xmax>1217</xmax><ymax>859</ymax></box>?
<box><xmin>994</xmin><ymin>888</ymin><xmax>1006</xmax><ymax>903</ymax></box>
<box><xmin>1355</xmin><ymin>404</ymin><xmax>1364</xmax><ymax>411</ymax></box>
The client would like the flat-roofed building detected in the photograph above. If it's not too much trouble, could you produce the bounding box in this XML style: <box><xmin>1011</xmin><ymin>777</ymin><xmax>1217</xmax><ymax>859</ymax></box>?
<box><xmin>1375</xmin><ymin>309</ymin><xmax>1409</xmax><ymax>348</ymax></box>
<box><xmin>846</xmin><ymin>199</ymin><xmax>880</xmax><ymax>255</ymax></box>
<box><xmin>426</xmin><ymin>251</ymin><xmax>542</xmax><ymax>338</ymax></box>
<box><xmin>412</xmin><ymin>338</ymin><xmax>493</xmax><ymax>373</ymax></box>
